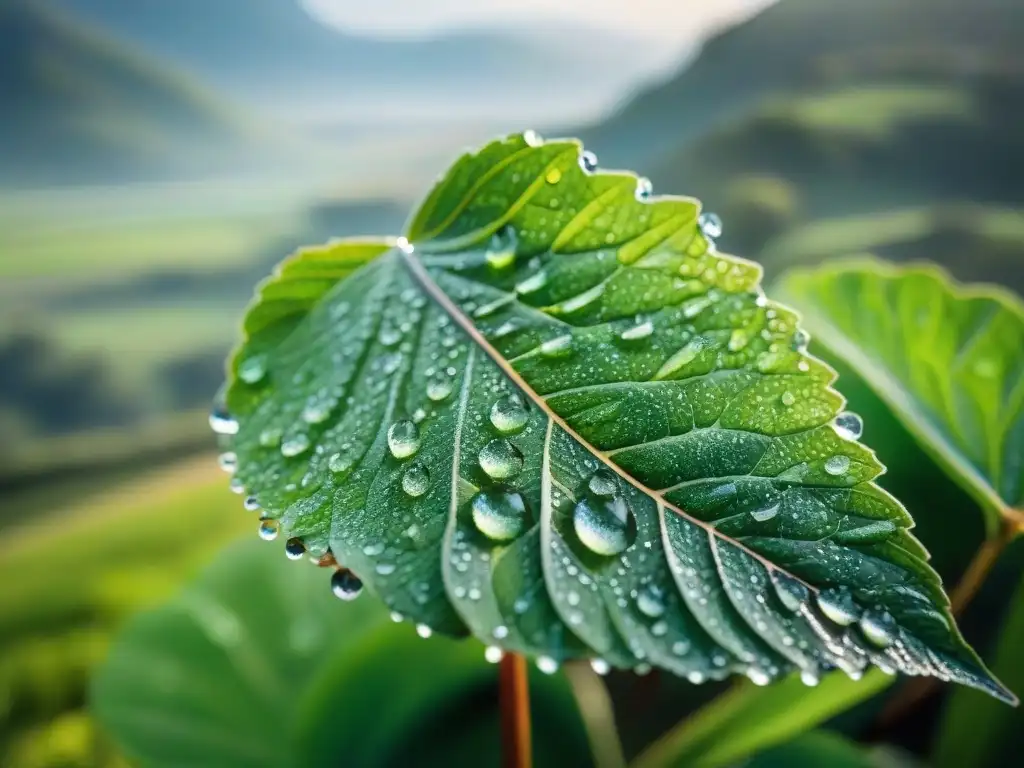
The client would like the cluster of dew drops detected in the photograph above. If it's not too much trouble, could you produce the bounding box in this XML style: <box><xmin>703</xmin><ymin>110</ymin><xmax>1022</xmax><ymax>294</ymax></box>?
<box><xmin>206</xmin><ymin>137</ymin><xmax>888</xmax><ymax>679</ymax></box>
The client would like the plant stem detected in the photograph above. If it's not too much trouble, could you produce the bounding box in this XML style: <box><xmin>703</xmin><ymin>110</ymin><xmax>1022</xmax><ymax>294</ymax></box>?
<box><xmin>500</xmin><ymin>653</ymin><xmax>532</xmax><ymax>768</ymax></box>
<box><xmin>876</xmin><ymin>516</ymin><xmax>1019</xmax><ymax>728</ymax></box>
<box><xmin>563</xmin><ymin>662</ymin><xmax>627</xmax><ymax>768</ymax></box>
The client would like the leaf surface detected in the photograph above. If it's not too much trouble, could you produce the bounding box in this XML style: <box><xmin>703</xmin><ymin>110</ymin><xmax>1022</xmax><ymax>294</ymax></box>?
<box><xmin>776</xmin><ymin>258</ymin><xmax>1024</xmax><ymax>536</ymax></box>
<box><xmin>218</xmin><ymin>134</ymin><xmax>1012</xmax><ymax>702</ymax></box>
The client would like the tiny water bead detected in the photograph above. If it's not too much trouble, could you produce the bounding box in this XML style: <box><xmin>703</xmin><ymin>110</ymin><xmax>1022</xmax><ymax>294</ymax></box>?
<box><xmin>636</xmin><ymin>583</ymin><xmax>666</xmax><ymax>618</ymax></box>
<box><xmin>746</xmin><ymin>667</ymin><xmax>771</xmax><ymax>686</ymax></box>
<box><xmin>590</xmin><ymin>658</ymin><xmax>610</xmax><ymax>676</ymax></box>
<box><xmin>330</xmin><ymin>569</ymin><xmax>363</xmax><ymax>601</ymax></box>
<box><xmin>243</xmin><ymin>496</ymin><xmax>261</xmax><ymax>512</ymax></box>
<box><xmin>791</xmin><ymin>328</ymin><xmax>810</xmax><ymax>353</ymax></box>
<box><xmin>485</xmin><ymin>227</ymin><xmax>517</xmax><ymax>270</ymax></box>
<box><xmin>209</xmin><ymin>404</ymin><xmax>239</xmax><ymax>435</ymax></box>
<box><xmin>229</xmin><ymin>478</ymin><xmax>245</xmax><ymax>495</ymax></box>
<box><xmin>478</xmin><ymin>438</ymin><xmax>524</xmax><ymax>480</ymax></box>
<box><xmin>587</xmin><ymin>468</ymin><xmax>619</xmax><ymax>497</ymax></box>
<box><xmin>573</xmin><ymin>495</ymin><xmax>635</xmax><ymax>556</ymax></box>
<box><xmin>329</xmin><ymin>453</ymin><xmax>353</xmax><ymax>474</ymax></box>
<box><xmin>579</xmin><ymin>150</ymin><xmax>598</xmax><ymax>173</ymax></box>
<box><xmin>698</xmin><ymin>211</ymin><xmax>723</xmax><ymax>239</ymax></box>
<box><xmin>401</xmin><ymin>463</ymin><xmax>431</xmax><ymax>498</ymax></box>
<box><xmin>259</xmin><ymin>427</ymin><xmax>282</xmax><ymax>447</ymax></box>
<box><xmin>536</xmin><ymin>656</ymin><xmax>559</xmax><ymax>675</ymax></box>
<box><xmin>258</xmin><ymin>518</ymin><xmax>279</xmax><ymax>541</ymax></box>
<box><xmin>817</xmin><ymin>587</ymin><xmax>860</xmax><ymax>626</ymax></box>
<box><xmin>834</xmin><ymin>411</ymin><xmax>864</xmax><ymax>441</ymax></box>
<box><xmin>824</xmin><ymin>455</ymin><xmax>851</xmax><ymax>476</ymax></box>
<box><xmin>634</xmin><ymin>176</ymin><xmax>652</xmax><ymax>201</ymax></box>
<box><xmin>281</xmin><ymin>433</ymin><xmax>311</xmax><ymax>458</ymax></box>
<box><xmin>237</xmin><ymin>355</ymin><xmax>267</xmax><ymax>384</ymax></box>
<box><xmin>485</xmin><ymin>646</ymin><xmax>504</xmax><ymax>664</ymax></box>
<box><xmin>416</xmin><ymin>624</ymin><xmax>433</xmax><ymax>639</ymax></box>
<box><xmin>217</xmin><ymin>452</ymin><xmax>237</xmax><ymax>473</ymax></box>
<box><xmin>388</xmin><ymin>420</ymin><xmax>421</xmax><ymax>459</ymax></box>
<box><xmin>471</xmin><ymin>490</ymin><xmax>529</xmax><ymax>542</ymax></box>
<box><xmin>489</xmin><ymin>394</ymin><xmax>528</xmax><ymax>434</ymax></box>
<box><xmin>620</xmin><ymin>320</ymin><xmax>654</xmax><ymax>342</ymax></box>
<box><xmin>426</xmin><ymin>372</ymin><xmax>454</xmax><ymax>402</ymax></box>
<box><xmin>285</xmin><ymin>538</ymin><xmax>306</xmax><ymax>560</ymax></box>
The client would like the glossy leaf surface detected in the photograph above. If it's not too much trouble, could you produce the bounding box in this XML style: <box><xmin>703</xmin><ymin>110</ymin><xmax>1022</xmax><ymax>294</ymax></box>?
<box><xmin>777</xmin><ymin>258</ymin><xmax>1024</xmax><ymax>536</ymax></box>
<box><xmin>217</xmin><ymin>134</ymin><xmax>1012</xmax><ymax>702</ymax></box>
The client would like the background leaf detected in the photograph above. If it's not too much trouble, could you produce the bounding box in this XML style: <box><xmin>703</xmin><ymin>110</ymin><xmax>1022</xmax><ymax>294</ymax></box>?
<box><xmin>218</xmin><ymin>133</ymin><xmax>1011</xmax><ymax>702</ymax></box>
<box><xmin>91</xmin><ymin>539</ymin><xmax>591</xmax><ymax>768</ymax></box>
<box><xmin>775</xmin><ymin>258</ymin><xmax>1024</xmax><ymax>535</ymax></box>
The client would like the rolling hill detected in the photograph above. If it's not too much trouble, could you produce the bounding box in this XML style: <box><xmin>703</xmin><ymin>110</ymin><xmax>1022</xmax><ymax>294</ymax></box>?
<box><xmin>56</xmin><ymin>0</ymin><xmax>678</xmax><ymax>124</ymax></box>
<box><xmin>0</xmin><ymin>0</ymin><xmax>268</xmax><ymax>186</ymax></box>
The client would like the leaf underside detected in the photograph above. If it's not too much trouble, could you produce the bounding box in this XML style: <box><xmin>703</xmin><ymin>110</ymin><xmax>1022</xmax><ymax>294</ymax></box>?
<box><xmin>218</xmin><ymin>133</ymin><xmax>1013</xmax><ymax>703</ymax></box>
<box><xmin>776</xmin><ymin>258</ymin><xmax>1024</xmax><ymax>536</ymax></box>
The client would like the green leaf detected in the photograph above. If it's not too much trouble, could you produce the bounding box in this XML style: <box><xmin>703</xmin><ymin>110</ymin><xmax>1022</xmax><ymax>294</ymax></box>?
<box><xmin>217</xmin><ymin>133</ymin><xmax>1012</xmax><ymax>703</ymax></box>
<box><xmin>631</xmin><ymin>669</ymin><xmax>893</xmax><ymax>768</ymax></box>
<box><xmin>744</xmin><ymin>730</ymin><xmax>890</xmax><ymax>768</ymax></box>
<box><xmin>934</xmin><ymin>572</ymin><xmax>1024</xmax><ymax>768</ymax></box>
<box><xmin>775</xmin><ymin>258</ymin><xmax>1024</xmax><ymax>536</ymax></box>
<box><xmin>90</xmin><ymin>539</ymin><xmax>590</xmax><ymax>768</ymax></box>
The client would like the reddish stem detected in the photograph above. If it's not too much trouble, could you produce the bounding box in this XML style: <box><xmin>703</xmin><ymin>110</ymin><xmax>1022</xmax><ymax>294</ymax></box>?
<box><xmin>500</xmin><ymin>653</ymin><xmax>533</xmax><ymax>768</ymax></box>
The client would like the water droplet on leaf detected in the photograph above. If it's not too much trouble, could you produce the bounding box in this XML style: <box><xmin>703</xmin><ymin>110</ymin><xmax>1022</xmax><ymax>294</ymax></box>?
<box><xmin>824</xmin><ymin>455</ymin><xmax>850</xmax><ymax>476</ymax></box>
<box><xmin>536</xmin><ymin>656</ymin><xmax>558</xmax><ymax>674</ymax></box>
<box><xmin>573</xmin><ymin>495</ymin><xmax>635</xmax><ymax>556</ymax></box>
<box><xmin>258</xmin><ymin>518</ymin><xmax>279</xmax><ymax>541</ymax></box>
<box><xmin>238</xmin><ymin>355</ymin><xmax>267</xmax><ymax>384</ymax></box>
<box><xmin>587</xmin><ymin>468</ymin><xmax>618</xmax><ymax>497</ymax></box>
<box><xmin>478</xmin><ymin>439</ymin><xmax>524</xmax><ymax>480</ymax></box>
<box><xmin>281</xmin><ymin>433</ymin><xmax>311</xmax><ymax>457</ymax></box>
<box><xmin>485</xmin><ymin>226</ymin><xmax>517</xmax><ymax>270</ymax></box>
<box><xmin>637</xmin><ymin>583</ymin><xmax>666</xmax><ymax>618</ymax></box>
<box><xmin>490</xmin><ymin>394</ymin><xmax>528</xmax><ymax>434</ymax></box>
<box><xmin>285</xmin><ymin>538</ymin><xmax>306</xmax><ymax>560</ymax></box>
<box><xmin>209</xmin><ymin>404</ymin><xmax>238</xmax><ymax>435</ymax></box>
<box><xmin>331</xmin><ymin>569</ymin><xmax>363</xmax><ymax>600</ymax></box>
<box><xmin>540</xmin><ymin>335</ymin><xmax>573</xmax><ymax>357</ymax></box>
<box><xmin>579</xmin><ymin>150</ymin><xmax>598</xmax><ymax>173</ymax></box>
<box><xmin>771</xmin><ymin>572</ymin><xmax>809</xmax><ymax>612</ymax></box>
<box><xmin>620</xmin><ymin>321</ymin><xmax>654</xmax><ymax>341</ymax></box>
<box><xmin>485</xmin><ymin>646</ymin><xmax>504</xmax><ymax>663</ymax></box>
<box><xmin>817</xmin><ymin>587</ymin><xmax>860</xmax><ymax>626</ymax></box>
<box><xmin>402</xmin><ymin>463</ymin><xmax>430</xmax><ymax>497</ymax></box>
<box><xmin>635</xmin><ymin>177</ymin><xmax>652</xmax><ymax>200</ymax></box>
<box><xmin>471</xmin><ymin>491</ymin><xmax>529</xmax><ymax>542</ymax></box>
<box><xmin>388</xmin><ymin>420</ymin><xmax>421</xmax><ymax>459</ymax></box>
<box><xmin>699</xmin><ymin>212</ymin><xmax>723</xmax><ymax>239</ymax></box>
<box><xmin>834</xmin><ymin>412</ymin><xmax>863</xmax><ymax>441</ymax></box>
<box><xmin>218</xmin><ymin>452</ymin><xmax>237</xmax><ymax>473</ymax></box>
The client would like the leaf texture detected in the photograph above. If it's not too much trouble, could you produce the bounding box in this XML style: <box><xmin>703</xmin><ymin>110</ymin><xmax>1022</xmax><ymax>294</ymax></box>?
<box><xmin>776</xmin><ymin>258</ymin><xmax>1024</xmax><ymax>536</ymax></box>
<box><xmin>217</xmin><ymin>134</ymin><xmax>1013</xmax><ymax>702</ymax></box>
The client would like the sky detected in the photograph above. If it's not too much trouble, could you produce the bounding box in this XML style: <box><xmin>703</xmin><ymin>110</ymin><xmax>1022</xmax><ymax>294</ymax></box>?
<box><xmin>303</xmin><ymin>0</ymin><xmax>775</xmax><ymax>42</ymax></box>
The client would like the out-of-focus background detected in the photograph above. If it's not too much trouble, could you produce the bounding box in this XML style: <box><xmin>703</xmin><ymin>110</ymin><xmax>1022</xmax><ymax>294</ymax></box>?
<box><xmin>1</xmin><ymin>0</ymin><xmax>1022</xmax><ymax>766</ymax></box>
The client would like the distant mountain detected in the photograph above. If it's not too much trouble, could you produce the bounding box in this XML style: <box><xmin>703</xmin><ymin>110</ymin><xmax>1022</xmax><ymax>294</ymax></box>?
<box><xmin>0</xmin><ymin>0</ymin><xmax>261</xmax><ymax>186</ymax></box>
<box><xmin>56</xmin><ymin>0</ymin><xmax>678</xmax><ymax>123</ymax></box>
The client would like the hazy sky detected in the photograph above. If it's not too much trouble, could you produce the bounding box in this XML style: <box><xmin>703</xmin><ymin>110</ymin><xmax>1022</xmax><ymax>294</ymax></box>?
<box><xmin>303</xmin><ymin>0</ymin><xmax>775</xmax><ymax>41</ymax></box>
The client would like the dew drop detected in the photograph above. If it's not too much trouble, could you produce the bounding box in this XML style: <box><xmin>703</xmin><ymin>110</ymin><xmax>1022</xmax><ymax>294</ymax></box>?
<box><xmin>402</xmin><ymin>463</ymin><xmax>431</xmax><ymax>497</ymax></box>
<box><xmin>281</xmin><ymin>433</ymin><xmax>310</xmax><ymax>457</ymax></box>
<box><xmin>620</xmin><ymin>320</ymin><xmax>654</xmax><ymax>342</ymax></box>
<box><xmin>579</xmin><ymin>150</ymin><xmax>598</xmax><ymax>173</ymax></box>
<box><xmin>587</xmin><ymin>468</ymin><xmax>619</xmax><ymax>497</ymax></box>
<box><xmin>396</xmin><ymin>237</ymin><xmax>414</xmax><ymax>254</ymax></box>
<box><xmin>425</xmin><ymin>372</ymin><xmax>454</xmax><ymax>402</ymax></box>
<box><xmin>834</xmin><ymin>411</ymin><xmax>864</xmax><ymax>441</ymax></box>
<box><xmin>258</xmin><ymin>518</ymin><xmax>279</xmax><ymax>541</ymax></box>
<box><xmin>792</xmin><ymin>328</ymin><xmax>810</xmax><ymax>353</ymax></box>
<box><xmin>238</xmin><ymin>355</ymin><xmax>267</xmax><ymax>384</ymax></box>
<box><xmin>493</xmin><ymin>625</ymin><xmax>510</xmax><ymax>640</ymax></box>
<box><xmin>573</xmin><ymin>495</ymin><xmax>636</xmax><ymax>556</ymax></box>
<box><xmin>750</xmin><ymin>502</ymin><xmax>780</xmax><ymax>522</ymax></box>
<box><xmin>478</xmin><ymin>438</ymin><xmax>524</xmax><ymax>480</ymax></box>
<box><xmin>229</xmin><ymin>478</ymin><xmax>245</xmax><ymax>495</ymax></box>
<box><xmin>471</xmin><ymin>490</ymin><xmax>529</xmax><ymax>542</ymax></box>
<box><xmin>817</xmin><ymin>587</ymin><xmax>860</xmax><ymax>626</ymax></box>
<box><xmin>545</xmin><ymin>168</ymin><xmax>562</xmax><ymax>185</ymax></box>
<box><xmin>209</xmin><ymin>403</ymin><xmax>238</xmax><ymax>435</ymax></box>
<box><xmin>859</xmin><ymin>609</ymin><xmax>896</xmax><ymax>647</ymax></box>
<box><xmin>390</xmin><ymin>611</ymin><xmax>404</xmax><ymax>623</ymax></box>
<box><xmin>515</xmin><ymin>270</ymin><xmax>548</xmax><ymax>294</ymax></box>
<box><xmin>285</xmin><ymin>538</ymin><xmax>306</xmax><ymax>560</ymax></box>
<box><xmin>637</xmin><ymin>583</ymin><xmax>666</xmax><ymax>618</ymax></box>
<box><xmin>485</xmin><ymin>226</ymin><xmax>517</xmax><ymax>270</ymax></box>
<box><xmin>746</xmin><ymin>667</ymin><xmax>771</xmax><ymax>686</ymax></box>
<box><xmin>536</xmin><ymin>656</ymin><xmax>559</xmax><ymax>674</ymax></box>
<box><xmin>824</xmin><ymin>455</ymin><xmax>851</xmax><ymax>476</ymax></box>
<box><xmin>698</xmin><ymin>212</ymin><xmax>723</xmax><ymax>239</ymax></box>
<box><xmin>375</xmin><ymin>562</ymin><xmax>396</xmax><ymax>576</ymax></box>
<box><xmin>800</xmin><ymin>669</ymin><xmax>820</xmax><ymax>687</ymax></box>
<box><xmin>363</xmin><ymin>542</ymin><xmax>385</xmax><ymax>557</ymax></box>
<box><xmin>687</xmin><ymin>671</ymin><xmax>705</xmax><ymax>684</ymax></box>
<box><xmin>523</xmin><ymin>129</ymin><xmax>542</xmax><ymax>147</ymax></box>
<box><xmin>218</xmin><ymin>452</ymin><xmax>237</xmax><ymax>473</ymax></box>
<box><xmin>388</xmin><ymin>420</ymin><xmax>421</xmax><ymax>459</ymax></box>
<box><xmin>329</xmin><ymin>453</ymin><xmax>352</xmax><ymax>474</ymax></box>
<box><xmin>416</xmin><ymin>624</ymin><xmax>433</xmax><ymax>639</ymax></box>
<box><xmin>590</xmin><ymin>658</ymin><xmax>610</xmax><ymax>675</ymax></box>
<box><xmin>771</xmin><ymin>572</ymin><xmax>809</xmax><ymax>612</ymax></box>
<box><xmin>243</xmin><ymin>495</ymin><xmax>261</xmax><ymax>512</ymax></box>
<box><xmin>540</xmin><ymin>334</ymin><xmax>573</xmax><ymax>357</ymax></box>
<box><xmin>490</xmin><ymin>394</ymin><xmax>528</xmax><ymax>435</ymax></box>
<box><xmin>485</xmin><ymin>646</ymin><xmax>504</xmax><ymax>663</ymax></box>
<box><xmin>259</xmin><ymin>427</ymin><xmax>282</xmax><ymax>447</ymax></box>
<box><xmin>331</xmin><ymin>569</ymin><xmax>363</xmax><ymax>601</ymax></box>
<box><xmin>780</xmin><ymin>391</ymin><xmax>796</xmax><ymax>407</ymax></box>
<box><xmin>635</xmin><ymin>177</ymin><xmax>653</xmax><ymax>200</ymax></box>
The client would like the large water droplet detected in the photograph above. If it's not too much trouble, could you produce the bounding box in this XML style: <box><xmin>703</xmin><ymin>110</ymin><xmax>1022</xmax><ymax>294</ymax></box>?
<box><xmin>218</xmin><ymin>452</ymin><xmax>237</xmax><ymax>473</ymax></box>
<box><xmin>540</xmin><ymin>335</ymin><xmax>573</xmax><ymax>357</ymax></box>
<box><xmin>471</xmin><ymin>490</ymin><xmax>529</xmax><ymax>542</ymax></box>
<box><xmin>587</xmin><ymin>468</ymin><xmax>618</xmax><ymax>497</ymax></box>
<box><xmin>579</xmin><ymin>150</ymin><xmax>598</xmax><ymax>173</ymax></box>
<box><xmin>635</xmin><ymin>177</ymin><xmax>653</xmax><ymax>200</ymax></box>
<box><xmin>388</xmin><ymin>420</ymin><xmax>421</xmax><ymax>459</ymax></box>
<box><xmin>699</xmin><ymin>212</ymin><xmax>723</xmax><ymax>239</ymax></box>
<box><xmin>750</xmin><ymin>501</ymin><xmax>780</xmax><ymax>522</ymax></box>
<box><xmin>426</xmin><ymin>372</ymin><xmax>454</xmax><ymax>402</ymax></box>
<box><xmin>817</xmin><ymin>587</ymin><xmax>860</xmax><ymax>626</ymax></box>
<box><xmin>258</xmin><ymin>518</ymin><xmax>279</xmax><ymax>541</ymax></box>
<box><xmin>545</xmin><ymin>168</ymin><xmax>562</xmax><ymax>185</ymax></box>
<box><xmin>834</xmin><ymin>412</ymin><xmax>863</xmax><ymax>441</ymax></box>
<box><xmin>637</xmin><ymin>583</ymin><xmax>666</xmax><ymax>618</ymax></box>
<box><xmin>620</xmin><ymin>321</ymin><xmax>654</xmax><ymax>342</ymax></box>
<box><xmin>485</xmin><ymin>646</ymin><xmax>504</xmax><ymax>664</ymax></box>
<box><xmin>780</xmin><ymin>391</ymin><xmax>796</xmax><ymax>407</ymax></box>
<box><xmin>490</xmin><ymin>394</ymin><xmax>528</xmax><ymax>434</ymax></box>
<box><xmin>824</xmin><ymin>455</ymin><xmax>851</xmax><ymax>476</ymax></box>
<box><xmin>536</xmin><ymin>656</ymin><xmax>559</xmax><ymax>674</ymax></box>
<box><xmin>209</xmin><ymin>404</ymin><xmax>238</xmax><ymax>435</ymax></box>
<box><xmin>771</xmin><ymin>571</ymin><xmax>809</xmax><ymax>612</ymax></box>
<box><xmin>238</xmin><ymin>355</ymin><xmax>267</xmax><ymax>384</ymax></box>
<box><xmin>243</xmin><ymin>495</ymin><xmax>261</xmax><ymax>512</ymax></box>
<box><xmin>485</xmin><ymin>226</ymin><xmax>517</xmax><ymax>270</ymax></box>
<box><xmin>478</xmin><ymin>439</ymin><xmax>524</xmax><ymax>480</ymax></box>
<box><xmin>402</xmin><ymin>463</ymin><xmax>431</xmax><ymax>497</ymax></box>
<box><xmin>859</xmin><ymin>609</ymin><xmax>896</xmax><ymax>647</ymax></box>
<box><xmin>281</xmin><ymin>433</ymin><xmax>311</xmax><ymax>457</ymax></box>
<box><xmin>331</xmin><ymin>569</ymin><xmax>363</xmax><ymax>601</ymax></box>
<box><xmin>573</xmin><ymin>495</ymin><xmax>635</xmax><ymax>556</ymax></box>
<box><xmin>285</xmin><ymin>538</ymin><xmax>306</xmax><ymax>560</ymax></box>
